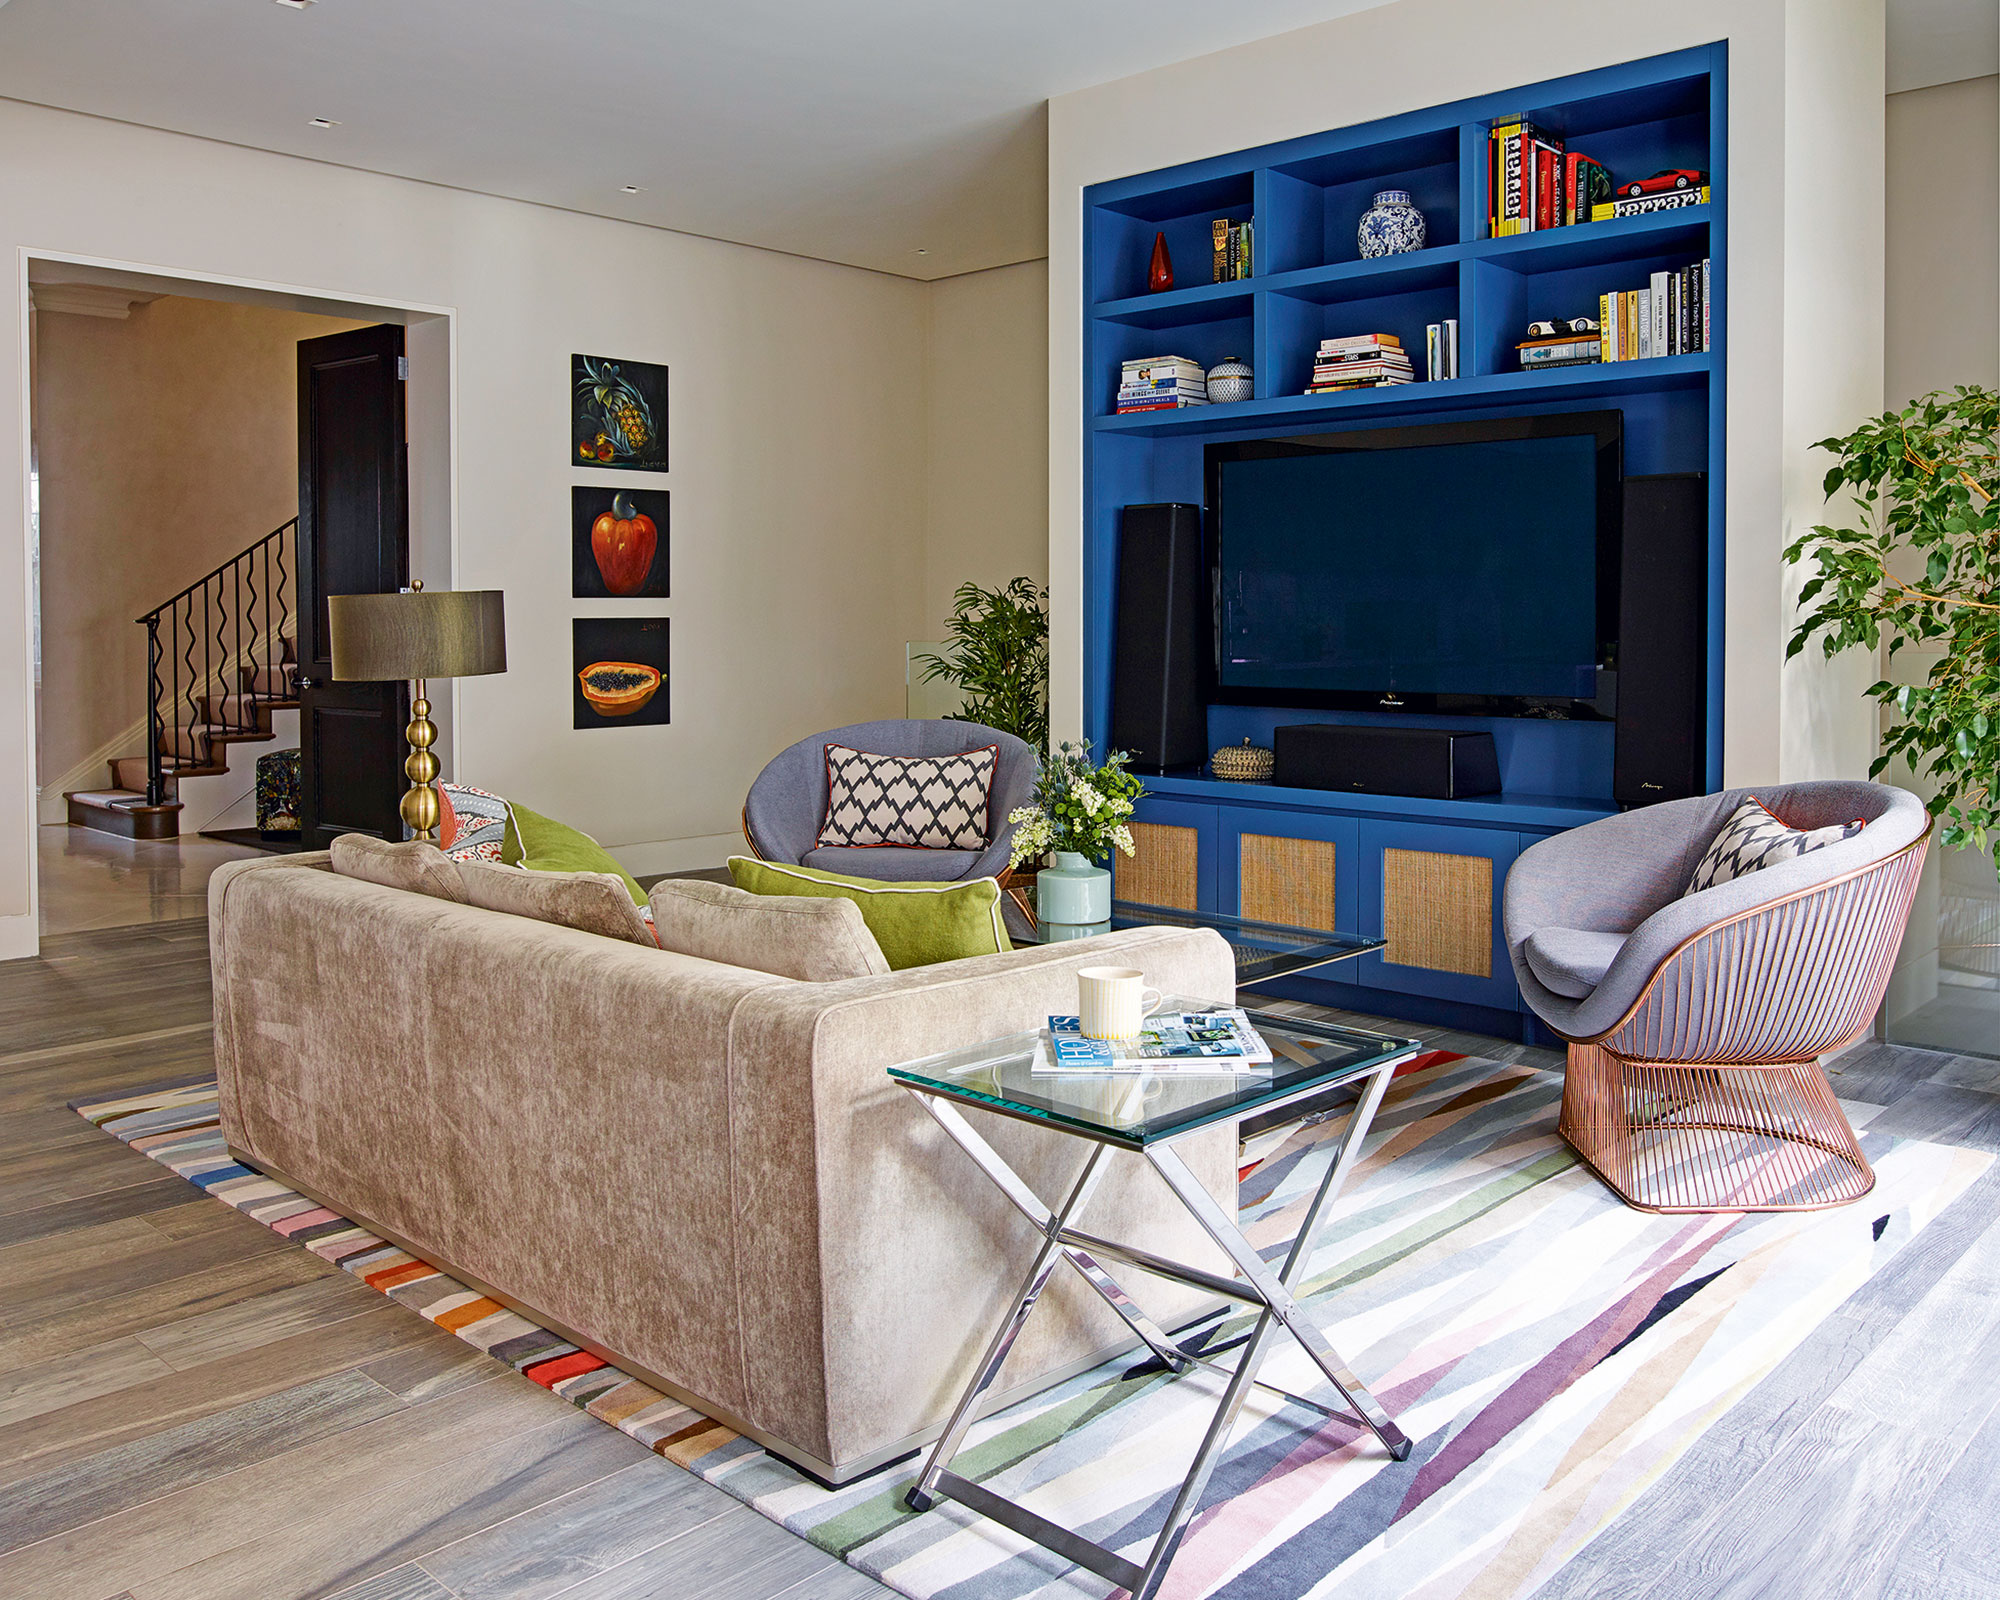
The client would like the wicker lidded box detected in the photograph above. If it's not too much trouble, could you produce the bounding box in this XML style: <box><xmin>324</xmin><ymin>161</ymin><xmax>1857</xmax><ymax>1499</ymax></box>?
<box><xmin>1211</xmin><ymin>738</ymin><xmax>1274</xmax><ymax>782</ymax></box>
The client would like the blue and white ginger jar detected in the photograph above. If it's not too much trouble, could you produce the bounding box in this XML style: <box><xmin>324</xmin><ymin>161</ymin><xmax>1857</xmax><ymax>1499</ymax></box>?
<box><xmin>1357</xmin><ymin>190</ymin><xmax>1426</xmax><ymax>258</ymax></box>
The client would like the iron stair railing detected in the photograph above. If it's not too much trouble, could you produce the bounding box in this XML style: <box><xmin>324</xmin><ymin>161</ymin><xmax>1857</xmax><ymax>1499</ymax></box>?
<box><xmin>137</xmin><ymin>518</ymin><xmax>297</xmax><ymax>808</ymax></box>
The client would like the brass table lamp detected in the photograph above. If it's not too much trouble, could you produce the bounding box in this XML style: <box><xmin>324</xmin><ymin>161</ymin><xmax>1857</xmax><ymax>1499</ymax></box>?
<box><xmin>327</xmin><ymin>581</ymin><xmax>507</xmax><ymax>841</ymax></box>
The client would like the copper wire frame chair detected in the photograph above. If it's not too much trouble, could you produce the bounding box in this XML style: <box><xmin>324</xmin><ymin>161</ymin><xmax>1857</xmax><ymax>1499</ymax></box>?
<box><xmin>1552</xmin><ymin>825</ymin><xmax>1932</xmax><ymax>1213</ymax></box>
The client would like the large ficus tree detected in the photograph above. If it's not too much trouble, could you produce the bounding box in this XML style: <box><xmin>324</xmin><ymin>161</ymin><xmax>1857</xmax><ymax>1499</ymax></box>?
<box><xmin>1784</xmin><ymin>385</ymin><xmax>1999</xmax><ymax>852</ymax></box>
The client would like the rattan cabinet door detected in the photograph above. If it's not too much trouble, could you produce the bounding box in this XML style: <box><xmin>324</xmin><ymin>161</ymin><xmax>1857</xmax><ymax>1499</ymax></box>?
<box><xmin>1112</xmin><ymin>797</ymin><xmax>1217</xmax><ymax>912</ymax></box>
<box><xmin>1354</xmin><ymin>819</ymin><xmax>1521</xmax><ymax>1011</ymax></box>
<box><xmin>1217</xmin><ymin>807</ymin><xmax>1358</xmax><ymax>936</ymax></box>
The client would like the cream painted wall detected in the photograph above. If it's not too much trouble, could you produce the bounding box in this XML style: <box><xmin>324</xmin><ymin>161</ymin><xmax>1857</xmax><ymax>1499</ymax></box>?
<box><xmin>1045</xmin><ymin>0</ymin><xmax>1886</xmax><ymax>791</ymax></box>
<box><xmin>0</xmin><ymin>98</ymin><xmax>935</xmax><ymax>956</ymax></box>
<box><xmin>921</xmin><ymin>261</ymin><xmax>1050</xmax><ymax>631</ymax></box>
<box><xmin>1877</xmin><ymin>72</ymin><xmax>1999</xmax><ymax>1029</ymax></box>
<box><xmin>32</xmin><ymin>294</ymin><xmax>364</xmax><ymax>789</ymax></box>
<box><xmin>1884</xmin><ymin>74</ymin><xmax>1999</xmax><ymax>405</ymax></box>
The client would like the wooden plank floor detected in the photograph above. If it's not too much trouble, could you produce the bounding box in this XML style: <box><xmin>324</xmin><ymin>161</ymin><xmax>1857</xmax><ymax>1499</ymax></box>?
<box><xmin>0</xmin><ymin>921</ymin><xmax>892</xmax><ymax>1600</ymax></box>
<box><xmin>5</xmin><ymin>922</ymin><xmax>1998</xmax><ymax>1598</ymax></box>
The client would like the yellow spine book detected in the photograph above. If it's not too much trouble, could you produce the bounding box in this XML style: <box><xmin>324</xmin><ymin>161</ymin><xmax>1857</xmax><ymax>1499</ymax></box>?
<box><xmin>1599</xmin><ymin>293</ymin><xmax>1612</xmax><ymax>363</ymax></box>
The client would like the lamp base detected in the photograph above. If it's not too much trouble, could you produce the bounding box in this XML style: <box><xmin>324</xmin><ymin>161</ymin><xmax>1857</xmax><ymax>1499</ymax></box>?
<box><xmin>402</xmin><ymin>686</ymin><xmax>441</xmax><ymax>842</ymax></box>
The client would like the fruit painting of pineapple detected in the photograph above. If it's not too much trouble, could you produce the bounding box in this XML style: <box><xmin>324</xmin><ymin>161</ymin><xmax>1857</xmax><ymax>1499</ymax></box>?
<box><xmin>572</xmin><ymin>353</ymin><xmax>668</xmax><ymax>472</ymax></box>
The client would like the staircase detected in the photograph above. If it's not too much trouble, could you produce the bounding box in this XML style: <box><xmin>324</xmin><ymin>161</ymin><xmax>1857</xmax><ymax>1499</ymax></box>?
<box><xmin>66</xmin><ymin>519</ymin><xmax>299</xmax><ymax>841</ymax></box>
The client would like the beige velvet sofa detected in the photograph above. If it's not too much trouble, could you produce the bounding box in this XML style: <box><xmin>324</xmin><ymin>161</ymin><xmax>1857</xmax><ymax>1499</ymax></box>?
<box><xmin>208</xmin><ymin>853</ymin><xmax>1239</xmax><ymax>1484</ymax></box>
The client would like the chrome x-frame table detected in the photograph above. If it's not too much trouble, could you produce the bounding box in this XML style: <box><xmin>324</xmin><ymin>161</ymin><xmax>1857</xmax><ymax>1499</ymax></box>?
<box><xmin>888</xmin><ymin>1001</ymin><xmax>1420</xmax><ymax>1600</ymax></box>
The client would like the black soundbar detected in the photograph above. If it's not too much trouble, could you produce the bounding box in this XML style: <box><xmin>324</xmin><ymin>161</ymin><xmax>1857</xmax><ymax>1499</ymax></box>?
<box><xmin>1272</xmin><ymin>724</ymin><xmax>1501</xmax><ymax>800</ymax></box>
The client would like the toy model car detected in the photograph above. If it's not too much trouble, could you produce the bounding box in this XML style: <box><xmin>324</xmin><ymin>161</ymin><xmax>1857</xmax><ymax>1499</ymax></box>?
<box><xmin>1527</xmin><ymin>317</ymin><xmax>1600</xmax><ymax>337</ymax></box>
<box><xmin>1619</xmin><ymin>168</ymin><xmax>1706</xmax><ymax>198</ymax></box>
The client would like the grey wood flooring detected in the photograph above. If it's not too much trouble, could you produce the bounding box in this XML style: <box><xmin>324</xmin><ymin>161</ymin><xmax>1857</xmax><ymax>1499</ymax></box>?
<box><xmin>0</xmin><ymin>921</ymin><xmax>891</xmax><ymax>1600</ymax></box>
<box><xmin>4</xmin><ymin>923</ymin><xmax>1998</xmax><ymax>1598</ymax></box>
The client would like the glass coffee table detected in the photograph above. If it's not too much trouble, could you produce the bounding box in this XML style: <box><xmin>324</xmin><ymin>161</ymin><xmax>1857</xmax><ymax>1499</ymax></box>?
<box><xmin>1016</xmin><ymin>899</ymin><xmax>1385</xmax><ymax>986</ymax></box>
<box><xmin>889</xmin><ymin>1001</ymin><xmax>1420</xmax><ymax>1600</ymax></box>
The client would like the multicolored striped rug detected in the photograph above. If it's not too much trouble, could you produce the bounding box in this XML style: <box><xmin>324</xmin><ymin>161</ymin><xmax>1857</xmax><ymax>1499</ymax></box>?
<box><xmin>77</xmin><ymin>1053</ymin><xmax>1988</xmax><ymax>1600</ymax></box>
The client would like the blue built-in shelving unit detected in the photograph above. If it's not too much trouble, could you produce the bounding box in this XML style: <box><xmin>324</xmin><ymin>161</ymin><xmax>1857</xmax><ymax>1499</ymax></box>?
<box><xmin>1082</xmin><ymin>44</ymin><xmax>1726</xmax><ymax>1040</ymax></box>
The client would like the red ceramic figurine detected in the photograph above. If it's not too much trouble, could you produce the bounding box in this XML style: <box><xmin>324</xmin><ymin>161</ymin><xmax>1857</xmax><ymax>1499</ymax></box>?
<box><xmin>1148</xmin><ymin>230</ymin><xmax>1174</xmax><ymax>293</ymax></box>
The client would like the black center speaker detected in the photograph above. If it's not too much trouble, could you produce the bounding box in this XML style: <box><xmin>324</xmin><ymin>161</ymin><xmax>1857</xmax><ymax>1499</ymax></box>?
<box><xmin>1111</xmin><ymin>502</ymin><xmax>1206</xmax><ymax>772</ymax></box>
<box><xmin>1614</xmin><ymin>473</ymin><xmax>1708</xmax><ymax>806</ymax></box>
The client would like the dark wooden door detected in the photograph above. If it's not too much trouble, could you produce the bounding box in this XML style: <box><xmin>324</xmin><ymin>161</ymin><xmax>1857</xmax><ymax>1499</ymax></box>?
<box><xmin>296</xmin><ymin>324</ymin><xmax>409</xmax><ymax>848</ymax></box>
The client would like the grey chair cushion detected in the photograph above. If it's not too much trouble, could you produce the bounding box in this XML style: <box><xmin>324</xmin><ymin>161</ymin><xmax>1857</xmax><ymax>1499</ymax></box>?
<box><xmin>1522</xmin><ymin>927</ymin><xmax>1628</xmax><ymax>1000</ymax></box>
<box><xmin>744</xmin><ymin>719</ymin><xmax>1036</xmax><ymax>882</ymax></box>
<box><xmin>1505</xmin><ymin>781</ymin><xmax>1929</xmax><ymax>1041</ymax></box>
<box><xmin>803</xmin><ymin>846</ymin><xmax>984</xmax><ymax>882</ymax></box>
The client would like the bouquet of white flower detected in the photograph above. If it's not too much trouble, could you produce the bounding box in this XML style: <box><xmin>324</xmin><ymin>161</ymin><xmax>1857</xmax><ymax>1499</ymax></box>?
<box><xmin>1005</xmin><ymin>741</ymin><xmax>1145</xmax><ymax>871</ymax></box>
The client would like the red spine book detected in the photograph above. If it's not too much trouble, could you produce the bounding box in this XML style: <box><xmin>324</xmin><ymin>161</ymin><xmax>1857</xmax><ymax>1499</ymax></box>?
<box><xmin>1535</xmin><ymin>146</ymin><xmax>1554</xmax><ymax>230</ymax></box>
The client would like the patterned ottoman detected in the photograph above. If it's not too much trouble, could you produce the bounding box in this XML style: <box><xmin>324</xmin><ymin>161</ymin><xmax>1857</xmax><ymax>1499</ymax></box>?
<box><xmin>256</xmin><ymin>748</ymin><xmax>301</xmax><ymax>839</ymax></box>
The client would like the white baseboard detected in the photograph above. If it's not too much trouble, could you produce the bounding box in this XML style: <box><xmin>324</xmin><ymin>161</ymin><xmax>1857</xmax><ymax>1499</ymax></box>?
<box><xmin>0</xmin><ymin>912</ymin><xmax>38</xmax><ymax>963</ymax></box>
<box><xmin>610</xmin><ymin>833</ymin><xmax>743</xmax><ymax>876</ymax></box>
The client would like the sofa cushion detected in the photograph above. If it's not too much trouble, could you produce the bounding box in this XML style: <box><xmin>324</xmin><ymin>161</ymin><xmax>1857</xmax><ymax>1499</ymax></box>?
<box><xmin>801</xmin><ymin>845</ymin><xmax>982</xmax><ymax>882</ymax></box>
<box><xmin>816</xmin><ymin>743</ymin><xmax>997</xmax><ymax>851</ymax></box>
<box><xmin>650</xmin><ymin>878</ymin><xmax>888</xmax><ymax>981</ymax></box>
<box><xmin>1686</xmin><ymin>798</ymin><xmax>1865</xmax><ymax>894</ymax></box>
<box><xmin>502</xmin><ymin>800</ymin><xmax>647</xmax><ymax>906</ymax></box>
<box><xmin>437</xmin><ymin>782</ymin><xmax>512</xmax><ymax>863</ymax></box>
<box><xmin>728</xmin><ymin>856</ymin><xmax>1008</xmax><ymax>970</ymax></box>
<box><xmin>1523</xmin><ymin>927</ymin><xmax>1628</xmax><ymax>1000</ymax></box>
<box><xmin>457</xmin><ymin>858</ymin><xmax>656</xmax><ymax>947</ymax></box>
<box><xmin>329</xmin><ymin>834</ymin><xmax>467</xmax><ymax>902</ymax></box>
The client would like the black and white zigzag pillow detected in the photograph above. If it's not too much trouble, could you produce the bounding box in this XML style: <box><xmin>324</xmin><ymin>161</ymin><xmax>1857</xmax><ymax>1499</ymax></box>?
<box><xmin>817</xmin><ymin>744</ymin><xmax>998</xmax><ymax>851</ymax></box>
<box><xmin>1686</xmin><ymin>799</ymin><xmax>1865</xmax><ymax>894</ymax></box>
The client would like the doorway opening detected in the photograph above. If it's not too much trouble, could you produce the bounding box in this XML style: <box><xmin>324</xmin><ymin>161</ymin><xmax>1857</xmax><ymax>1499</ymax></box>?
<box><xmin>22</xmin><ymin>256</ymin><xmax>453</xmax><ymax>942</ymax></box>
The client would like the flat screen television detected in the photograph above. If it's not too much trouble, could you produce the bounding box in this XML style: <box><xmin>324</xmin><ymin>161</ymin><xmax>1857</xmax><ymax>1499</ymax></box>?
<box><xmin>1206</xmin><ymin>412</ymin><xmax>1623</xmax><ymax>719</ymax></box>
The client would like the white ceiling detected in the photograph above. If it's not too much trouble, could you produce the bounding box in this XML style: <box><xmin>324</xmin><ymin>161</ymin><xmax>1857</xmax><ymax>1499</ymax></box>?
<box><xmin>0</xmin><ymin>0</ymin><xmax>1401</xmax><ymax>280</ymax></box>
<box><xmin>0</xmin><ymin>0</ymin><xmax>1986</xmax><ymax>281</ymax></box>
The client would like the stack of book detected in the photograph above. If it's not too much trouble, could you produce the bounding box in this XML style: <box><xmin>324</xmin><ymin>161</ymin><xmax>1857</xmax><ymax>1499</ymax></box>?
<box><xmin>1596</xmin><ymin>260</ymin><xmax>1711</xmax><ymax>362</ymax></box>
<box><xmin>1425</xmin><ymin>318</ymin><xmax>1460</xmax><ymax>381</ymax></box>
<box><xmin>1211</xmin><ymin>217</ymin><xmax>1254</xmax><ymax>282</ymax></box>
<box><xmin>1518</xmin><ymin>329</ymin><xmax>1601</xmax><ymax>370</ymax></box>
<box><xmin>1591</xmin><ymin>184</ymin><xmax>1709</xmax><ymax>222</ymax></box>
<box><xmin>1488</xmin><ymin>116</ymin><xmax>1613</xmax><ymax>234</ymax></box>
<box><xmin>1032</xmin><ymin>1008</ymin><xmax>1274</xmax><ymax>1076</ymax></box>
<box><xmin>1116</xmin><ymin>356</ymin><xmax>1208</xmax><ymax>413</ymax></box>
<box><xmin>1305</xmin><ymin>334</ymin><xmax>1410</xmax><ymax>392</ymax></box>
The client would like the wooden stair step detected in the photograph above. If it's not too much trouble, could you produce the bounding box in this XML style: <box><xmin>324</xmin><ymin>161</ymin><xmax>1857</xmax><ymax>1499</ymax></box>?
<box><xmin>66</xmin><ymin>789</ymin><xmax>181</xmax><ymax>841</ymax></box>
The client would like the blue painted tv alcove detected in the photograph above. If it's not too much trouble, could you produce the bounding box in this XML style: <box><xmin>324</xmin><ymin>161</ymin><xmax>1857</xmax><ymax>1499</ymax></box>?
<box><xmin>1081</xmin><ymin>45</ymin><xmax>1726</xmax><ymax>1040</ymax></box>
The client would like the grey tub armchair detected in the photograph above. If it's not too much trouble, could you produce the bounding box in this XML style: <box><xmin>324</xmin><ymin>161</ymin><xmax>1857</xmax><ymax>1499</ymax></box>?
<box><xmin>743</xmin><ymin>718</ymin><xmax>1037</xmax><ymax>883</ymax></box>
<box><xmin>1504</xmin><ymin>781</ymin><xmax>1931</xmax><ymax>1213</ymax></box>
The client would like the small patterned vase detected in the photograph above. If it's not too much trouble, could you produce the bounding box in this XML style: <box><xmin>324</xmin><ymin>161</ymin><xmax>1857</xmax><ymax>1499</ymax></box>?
<box><xmin>1206</xmin><ymin>356</ymin><xmax>1254</xmax><ymax>404</ymax></box>
<box><xmin>1037</xmin><ymin>850</ymin><xmax>1112</xmax><ymax>925</ymax></box>
<box><xmin>1357</xmin><ymin>190</ymin><xmax>1427</xmax><ymax>258</ymax></box>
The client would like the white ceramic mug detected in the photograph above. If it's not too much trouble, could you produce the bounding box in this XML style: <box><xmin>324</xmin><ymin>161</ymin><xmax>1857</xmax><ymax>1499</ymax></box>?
<box><xmin>1077</xmin><ymin>966</ymin><xmax>1163</xmax><ymax>1041</ymax></box>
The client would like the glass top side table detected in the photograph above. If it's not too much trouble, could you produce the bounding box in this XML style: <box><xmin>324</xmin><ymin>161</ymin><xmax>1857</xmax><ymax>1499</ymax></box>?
<box><xmin>890</xmin><ymin>1000</ymin><xmax>1420</xmax><ymax>1600</ymax></box>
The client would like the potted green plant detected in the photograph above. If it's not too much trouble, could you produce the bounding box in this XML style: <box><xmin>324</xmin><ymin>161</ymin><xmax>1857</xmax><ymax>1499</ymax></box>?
<box><xmin>913</xmin><ymin>577</ymin><xmax>1049</xmax><ymax>756</ymax></box>
<box><xmin>1784</xmin><ymin>384</ymin><xmax>1998</xmax><ymax>859</ymax></box>
<box><xmin>1005</xmin><ymin>740</ymin><xmax>1145</xmax><ymax>924</ymax></box>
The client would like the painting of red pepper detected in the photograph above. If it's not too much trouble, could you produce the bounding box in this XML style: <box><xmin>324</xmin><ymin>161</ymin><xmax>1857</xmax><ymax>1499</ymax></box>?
<box><xmin>571</xmin><ymin>486</ymin><xmax>668</xmax><ymax>598</ymax></box>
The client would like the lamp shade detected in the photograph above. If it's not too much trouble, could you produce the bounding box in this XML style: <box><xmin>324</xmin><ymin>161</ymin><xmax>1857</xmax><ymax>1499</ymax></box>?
<box><xmin>327</xmin><ymin>587</ymin><xmax>507</xmax><ymax>682</ymax></box>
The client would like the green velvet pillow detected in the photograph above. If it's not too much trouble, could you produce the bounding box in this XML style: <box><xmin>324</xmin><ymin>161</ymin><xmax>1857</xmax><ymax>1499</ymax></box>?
<box><xmin>503</xmin><ymin>801</ymin><xmax>646</xmax><ymax>906</ymax></box>
<box><xmin>726</xmin><ymin>856</ymin><xmax>1010</xmax><ymax>970</ymax></box>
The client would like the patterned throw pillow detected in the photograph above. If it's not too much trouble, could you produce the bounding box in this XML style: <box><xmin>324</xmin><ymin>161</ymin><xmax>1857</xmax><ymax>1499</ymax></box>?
<box><xmin>816</xmin><ymin>744</ymin><xmax>997</xmax><ymax>851</ymax></box>
<box><xmin>437</xmin><ymin>782</ymin><xmax>512</xmax><ymax>863</ymax></box>
<box><xmin>1686</xmin><ymin>799</ymin><xmax>1865</xmax><ymax>894</ymax></box>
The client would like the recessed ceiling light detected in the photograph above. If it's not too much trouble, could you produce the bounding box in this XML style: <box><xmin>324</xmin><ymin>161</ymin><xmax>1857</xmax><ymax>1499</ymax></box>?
<box><xmin>620</xmin><ymin>185</ymin><xmax>642</xmax><ymax>195</ymax></box>
<box><xmin>915</xmin><ymin>248</ymin><xmax>929</xmax><ymax>256</ymax></box>
<box><xmin>275</xmin><ymin>0</ymin><xmax>315</xmax><ymax>9</ymax></box>
<box><xmin>308</xmin><ymin>117</ymin><xmax>340</xmax><ymax>129</ymax></box>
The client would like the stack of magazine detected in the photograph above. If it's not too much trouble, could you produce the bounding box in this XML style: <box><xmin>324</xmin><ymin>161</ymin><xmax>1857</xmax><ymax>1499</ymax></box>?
<box><xmin>1032</xmin><ymin>1009</ymin><xmax>1273</xmax><ymax>1075</ymax></box>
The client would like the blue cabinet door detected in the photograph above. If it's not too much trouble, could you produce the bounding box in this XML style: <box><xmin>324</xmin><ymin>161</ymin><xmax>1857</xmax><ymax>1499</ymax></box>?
<box><xmin>1216</xmin><ymin>806</ymin><xmax>1360</xmax><ymax>936</ymax></box>
<box><xmin>1115</xmin><ymin>797</ymin><xmax>1218</xmax><ymax>912</ymax></box>
<box><xmin>1352</xmin><ymin>819</ymin><xmax>1521</xmax><ymax>1011</ymax></box>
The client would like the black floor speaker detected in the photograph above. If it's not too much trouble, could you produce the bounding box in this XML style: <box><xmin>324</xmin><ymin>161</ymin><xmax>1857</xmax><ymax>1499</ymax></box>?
<box><xmin>1111</xmin><ymin>502</ymin><xmax>1206</xmax><ymax>772</ymax></box>
<box><xmin>1615</xmin><ymin>473</ymin><xmax>1708</xmax><ymax>807</ymax></box>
